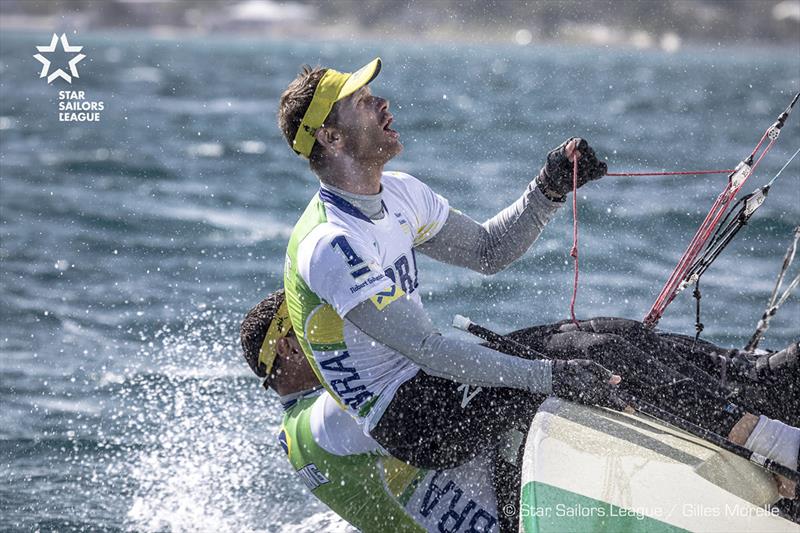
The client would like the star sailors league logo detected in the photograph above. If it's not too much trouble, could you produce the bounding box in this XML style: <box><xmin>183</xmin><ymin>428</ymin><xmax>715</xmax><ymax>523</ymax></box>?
<box><xmin>32</xmin><ymin>33</ymin><xmax>104</xmax><ymax>122</ymax></box>
<box><xmin>33</xmin><ymin>33</ymin><xmax>86</xmax><ymax>84</ymax></box>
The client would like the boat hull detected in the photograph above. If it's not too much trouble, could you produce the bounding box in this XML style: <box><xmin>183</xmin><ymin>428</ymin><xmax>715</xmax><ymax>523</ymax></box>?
<box><xmin>520</xmin><ymin>398</ymin><xmax>799</xmax><ymax>532</ymax></box>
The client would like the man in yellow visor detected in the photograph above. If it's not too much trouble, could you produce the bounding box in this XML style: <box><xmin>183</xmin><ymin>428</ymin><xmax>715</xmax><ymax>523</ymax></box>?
<box><xmin>275</xmin><ymin>58</ymin><xmax>619</xmax><ymax>532</ymax></box>
<box><xmin>286</xmin><ymin>58</ymin><xmax>383</xmax><ymax>160</ymax></box>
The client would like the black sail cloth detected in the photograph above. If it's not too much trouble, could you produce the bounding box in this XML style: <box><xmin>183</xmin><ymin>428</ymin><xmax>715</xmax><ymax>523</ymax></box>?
<box><xmin>505</xmin><ymin>317</ymin><xmax>798</xmax><ymax>427</ymax></box>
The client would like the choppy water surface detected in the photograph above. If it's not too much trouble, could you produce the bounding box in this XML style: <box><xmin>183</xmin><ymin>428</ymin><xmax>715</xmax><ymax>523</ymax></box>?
<box><xmin>1</xmin><ymin>31</ymin><xmax>798</xmax><ymax>531</ymax></box>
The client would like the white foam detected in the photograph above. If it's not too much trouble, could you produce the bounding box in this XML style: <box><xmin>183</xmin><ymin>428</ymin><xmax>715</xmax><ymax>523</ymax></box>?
<box><xmin>187</xmin><ymin>143</ymin><xmax>224</xmax><ymax>158</ymax></box>
<box><xmin>237</xmin><ymin>140</ymin><xmax>267</xmax><ymax>154</ymax></box>
<box><xmin>278</xmin><ymin>511</ymin><xmax>356</xmax><ymax>533</ymax></box>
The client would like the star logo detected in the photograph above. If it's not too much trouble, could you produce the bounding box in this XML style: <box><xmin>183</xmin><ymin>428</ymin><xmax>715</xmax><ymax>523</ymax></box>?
<box><xmin>33</xmin><ymin>33</ymin><xmax>86</xmax><ymax>84</ymax></box>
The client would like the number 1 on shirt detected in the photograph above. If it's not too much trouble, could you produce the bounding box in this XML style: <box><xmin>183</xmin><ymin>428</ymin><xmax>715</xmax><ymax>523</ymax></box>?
<box><xmin>331</xmin><ymin>236</ymin><xmax>372</xmax><ymax>279</ymax></box>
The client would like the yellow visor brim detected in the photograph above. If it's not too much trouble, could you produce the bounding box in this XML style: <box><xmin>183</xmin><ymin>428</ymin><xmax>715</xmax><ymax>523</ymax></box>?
<box><xmin>258</xmin><ymin>299</ymin><xmax>291</xmax><ymax>376</ymax></box>
<box><xmin>292</xmin><ymin>57</ymin><xmax>382</xmax><ymax>158</ymax></box>
<box><xmin>338</xmin><ymin>57</ymin><xmax>381</xmax><ymax>100</ymax></box>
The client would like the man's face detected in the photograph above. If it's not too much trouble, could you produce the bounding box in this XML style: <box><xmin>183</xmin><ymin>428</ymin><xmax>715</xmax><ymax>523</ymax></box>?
<box><xmin>268</xmin><ymin>332</ymin><xmax>320</xmax><ymax>392</ymax></box>
<box><xmin>331</xmin><ymin>86</ymin><xmax>402</xmax><ymax>164</ymax></box>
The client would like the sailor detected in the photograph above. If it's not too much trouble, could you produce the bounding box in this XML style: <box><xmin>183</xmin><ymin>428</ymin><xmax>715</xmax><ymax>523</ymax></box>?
<box><xmin>240</xmin><ymin>289</ymin><xmax>797</xmax><ymax>533</ymax></box>
<box><xmin>240</xmin><ymin>289</ymin><xmax>501</xmax><ymax>532</ymax></box>
<box><xmin>276</xmin><ymin>58</ymin><xmax>620</xmax><ymax>530</ymax></box>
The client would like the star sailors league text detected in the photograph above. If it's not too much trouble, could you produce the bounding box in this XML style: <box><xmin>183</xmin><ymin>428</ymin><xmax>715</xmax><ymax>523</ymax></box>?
<box><xmin>33</xmin><ymin>33</ymin><xmax>105</xmax><ymax>123</ymax></box>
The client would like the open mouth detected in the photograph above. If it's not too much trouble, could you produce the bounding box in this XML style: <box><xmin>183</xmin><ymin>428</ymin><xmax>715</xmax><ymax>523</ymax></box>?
<box><xmin>382</xmin><ymin>115</ymin><xmax>399</xmax><ymax>139</ymax></box>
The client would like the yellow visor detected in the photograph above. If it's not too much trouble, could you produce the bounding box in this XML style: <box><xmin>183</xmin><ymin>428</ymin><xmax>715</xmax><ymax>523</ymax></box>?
<box><xmin>258</xmin><ymin>299</ymin><xmax>292</xmax><ymax>376</ymax></box>
<box><xmin>293</xmin><ymin>57</ymin><xmax>382</xmax><ymax>158</ymax></box>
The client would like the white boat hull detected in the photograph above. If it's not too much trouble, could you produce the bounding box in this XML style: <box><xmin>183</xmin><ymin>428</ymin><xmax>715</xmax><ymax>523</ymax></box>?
<box><xmin>520</xmin><ymin>398</ymin><xmax>799</xmax><ymax>532</ymax></box>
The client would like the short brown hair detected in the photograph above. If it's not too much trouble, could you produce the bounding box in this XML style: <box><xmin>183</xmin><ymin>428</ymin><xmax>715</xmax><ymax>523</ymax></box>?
<box><xmin>277</xmin><ymin>65</ymin><xmax>339</xmax><ymax>171</ymax></box>
<box><xmin>240</xmin><ymin>289</ymin><xmax>285</xmax><ymax>378</ymax></box>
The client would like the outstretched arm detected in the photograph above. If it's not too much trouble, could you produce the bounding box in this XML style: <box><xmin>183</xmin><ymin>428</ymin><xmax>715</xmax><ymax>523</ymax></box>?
<box><xmin>417</xmin><ymin>138</ymin><xmax>606</xmax><ymax>274</ymax></box>
<box><xmin>416</xmin><ymin>185</ymin><xmax>560</xmax><ymax>274</ymax></box>
<box><xmin>346</xmin><ymin>295</ymin><xmax>553</xmax><ymax>393</ymax></box>
<box><xmin>346</xmin><ymin>296</ymin><xmax>621</xmax><ymax>404</ymax></box>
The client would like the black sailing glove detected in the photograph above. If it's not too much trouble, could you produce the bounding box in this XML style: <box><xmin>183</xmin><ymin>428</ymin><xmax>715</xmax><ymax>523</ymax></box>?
<box><xmin>552</xmin><ymin>359</ymin><xmax>626</xmax><ymax>410</ymax></box>
<box><xmin>535</xmin><ymin>138</ymin><xmax>608</xmax><ymax>202</ymax></box>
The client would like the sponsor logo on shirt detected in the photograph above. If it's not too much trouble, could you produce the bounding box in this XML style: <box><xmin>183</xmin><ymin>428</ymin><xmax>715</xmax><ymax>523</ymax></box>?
<box><xmin>394</xmin><ymin>212</ymin><xmax>411</xmax><ymax>234</ymax></box>
<box><xmin>296</xmin><ymin>463</ymin><xmax>330</xmax><ymax>491</ymax></box>
<box><xmin>349</xmin><ymin>273</ymin><xmax>386</xmax><ymax>294</ymax></box>
<box><xmin>370</xmin><ymin>284</ymin><xmax>406</xmax><ymax>310</ymax></box>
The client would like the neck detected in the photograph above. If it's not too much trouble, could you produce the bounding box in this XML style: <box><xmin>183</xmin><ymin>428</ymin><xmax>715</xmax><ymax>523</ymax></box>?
<box><xmin>321</xmin><ymin>182</ymin><xmax>384</xmax><ymax>219</ymax></box>
<box><xmin>318</xmin><ymin>156</ymin><xmax>384</xmax><ymax>195</ymax></box>
<box><xmin>273</xmin><ymin>367</ymin><xmax>323</xmax><ymax>397</ymax></box>
<box><xmin>278</xmin><ymin>386</ymin><xmax>322</xmax><ymax>409</ymax></box>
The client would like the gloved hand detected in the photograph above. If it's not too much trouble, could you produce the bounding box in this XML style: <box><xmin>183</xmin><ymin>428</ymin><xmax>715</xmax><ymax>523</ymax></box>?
<box><xmin>536</xmin><ymin>138</ymin><xmax>607</xmax><ymax>202</ymax></box>
<box><xmin>551</xmin><ymin>359</ymin><xmax>626</xmax><ymax>409</ymax></box>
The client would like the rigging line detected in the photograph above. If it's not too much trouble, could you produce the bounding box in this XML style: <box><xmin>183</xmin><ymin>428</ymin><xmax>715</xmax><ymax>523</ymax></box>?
<box><xmin>684</xmin><ymin>142</ymin><xmax>798</xmax><ymax>285</ymax></box>
<box><xmin>651</xmin><ymin>193</ymin><xmax>728</xmax><ymax>304</ymax></box>
<box><xmin>677</xmin><ymin>140</ymin><xmax>796</xmax><ymax>341</ymax></box>
<box><xmin>748</xmin><ymin>129</ymin><xmax>770</xmax><ymax>161</ymax></box>
<box><xmin>688</xmin><ymin>203</ymin><xmax>754</xmax><ymax>346</ymax></box>
<box><xmin>688</xmin><ymin>202</ymin><xmax>751</xmax><ymax>343</ymax></box>
<box><xmin>696</xmin><ymin>137</ymin><xmax>775</xmax><ymax>243</ymax></box>
<box><xmin>695</xmin><ymin>215</ymin><xmax>747</xmax><ymax>272</ymax></box>
<box><xmin>648</xmin><ymin>188</ymin><xmax>731</xmax><ymax>319</ymax></box>
<box><xmin>644</xmin><ymin>91</ymin><xmax>799</xmax><ymax>327</ymax></box>
<box><xmin>569</xmin><ymin>154</ymin><xmax>581</xmax><ymax>328</ymax></box>
<box><xmin>741</xmin><ymin>138</ymin><xmax>777</xmax><ymax>193</ymax></box>
<box><xmin>745</xmin><ymin>227</ymin><xmax>800</xmax><ymax>352</ymax></box>
<box><xmin>702</xmin><ymin>194</ymin><xmax>749</xmax><ymax>253</ymax></box>
<box><xmin>690</xmin><ymin>192</ymin><xmax>759</xmax><ymax>277</ymax></box>
<box><xmin>775</xmin><ymin>274</ymin><xmax>800</xmax><ymax>308</ymax></box>
<box><xmin>658</xmin><ymin>180</ymin><xmax>764</xmax><ymax>319</ymax></box>
<box><xmin>689</xmin><ymin>217</ymin><xmax>747</xmax><ymax>283</ymax></box>
<box><xmin>692</xmin><ymin>280</ymin><xmax>703</xmax><ymax>348</ymax></box>
<box><xmin>606</xmin><ymin>169</ymin><xmax>734</xmax><ymax>177</ymax></box>
<box><xmin>767</xmin><ymin>228</ymin><xmax>800</xmax><ymax>309</ymax></box>
<box><xmin>652</xmin><ymin>169</ymin><xmax>746</xmax><ymax>307</ymax></box>
<box><xmin>647</xmin><ymin>156</ymin><xmax>774</xmax><ymax>313</ymax></box>
<box><xmin>767</xmin><ymin>146</ymin><xmax>800</xmax><ymax>187</ymax></box>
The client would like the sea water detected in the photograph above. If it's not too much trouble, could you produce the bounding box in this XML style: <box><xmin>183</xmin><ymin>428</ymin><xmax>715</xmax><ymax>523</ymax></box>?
<box><xmin>1</xmin><ymin>31</ymin><xmax>798</xmax><ymax>531</ymax></box>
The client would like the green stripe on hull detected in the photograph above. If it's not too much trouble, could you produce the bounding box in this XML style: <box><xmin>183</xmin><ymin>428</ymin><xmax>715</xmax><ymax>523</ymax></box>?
<box><xmin>521</xmin><ymin>481</ymin><xmax>690</xmax><ymax>533</ymax></box>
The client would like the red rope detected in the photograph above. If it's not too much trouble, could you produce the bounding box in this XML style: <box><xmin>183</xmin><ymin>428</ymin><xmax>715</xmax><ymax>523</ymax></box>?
<box><xmin>643</xmin><ymin>132</ymin><xmax>779</xmax><ymax>327</ymax></box>
<box><xmin>749</xmin><ymin>129</ymin><xmax>770</xmax><ymax>162</ymax></box>
<box><xmin>569</xmin><ymin>154</ymin><xmax>580</xmax><ymax>329</ymax></box>
<box><xmin>606</xmin><ymin>169</ymin><xmax>734</xmax><ymax>177</ymax></box>
<box><xmin>568</xmin><ymin>164</ymin><xmax>751</xmax><ymax>327</ymax></box>
<box><xmin>645</xmin><ymin>187</ymin><xmax>731</xmax><ymax>322</ymax></box>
